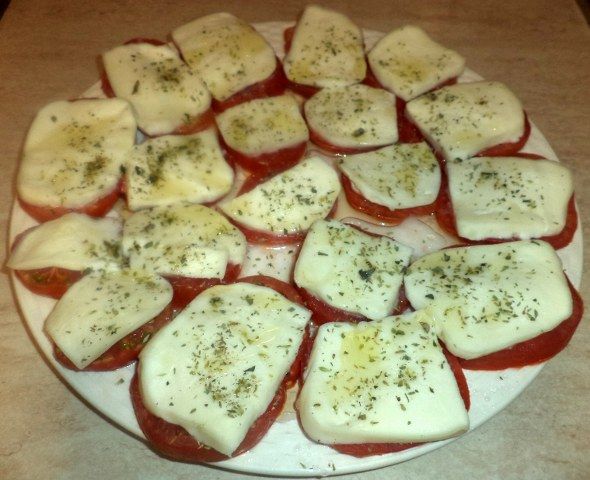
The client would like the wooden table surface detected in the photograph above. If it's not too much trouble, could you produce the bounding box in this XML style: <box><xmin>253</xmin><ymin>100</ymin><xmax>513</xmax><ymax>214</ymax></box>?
<box><xmin>1</xmin><ymin>1</ymin><xmax>589</xmax><ymax>479</ymax></box>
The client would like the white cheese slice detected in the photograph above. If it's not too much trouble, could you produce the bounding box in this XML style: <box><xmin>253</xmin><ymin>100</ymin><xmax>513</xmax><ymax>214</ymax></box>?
<box><xmin>125</xmin><ymin>130</ymin><xmax>234</xmax><ymax>210</ymax></box>
<box><xmin>102</xmin><ymin>42</ymin><xmax>211</xmax><ymax>137</ymax></box>
<box><xmin>447</xmin><ymin>156</ymin><xmax>573</xmax><ymax>241</ymax></box>
<box><xmin>45</xmin><ymin>270</ymin><xmax>172</xmax><ymax>369</ymax></box>
<box><xmin>17</xmin><ymin>99</ymin><xmax>136</xmax><ymax>209</ymax></box>
<box><xmin>216</xmin><ymin>95</ymin><xmax>309</xmax><ymax>156</ymax></box>
<box><xmin>138</xmin><ymin>282</ymin><xmax>311</xmax><ymax>456</ymax></box>
<box><xmin>406</xmin><ymin>81</ymin><xmax>524</xmax><ymax>161</ymax></box>
<box><xmin>219</xmin><ymin>157</ymin><xmax>340</xmax><ymax>235</ymax></box>
<box><xmin>7</xmin><ymin>213</ymin><xmax>122</xmax><ymax>272</ymax></box>
<box><xmin>172</xmin><ymin>13</ymin><xmax>277</xmax><ymax>101</ymax></box>
<box><xmin>297</xmin><ymin>310</ymin><xmax>469</xmax><ymax>444</ymax></box>
<box><xmin>404</xmin><ymin>241</ymin><xmax>573</xmax><ymax>359</ymax></box>
<box><xmin>294</xmin><ymin>220</ymin><xmax>412</xmax><ymax>320</ymax></box>
<box><xmin>304</xmin><ymin>85</ymin><xmax>397</xmax><ymax>148</ymax></box>
<box><xmin>339</xmin><ymin>143</ymin><xmax>440</xmax><ymax>209</ymax></box>
<box><xmin>122</xmin><ymin>204</ymin><xmax>246</xmax><ymax>279</ymax></box>
<box><xmin>283</xmin><ymin>5</ymin><xmax>366</xmax><ymax>88</ymax></box>
<box><xmin>368</xmin><ymin>25</ymin><xmax>465</xmax><ymax>101</ymax></box>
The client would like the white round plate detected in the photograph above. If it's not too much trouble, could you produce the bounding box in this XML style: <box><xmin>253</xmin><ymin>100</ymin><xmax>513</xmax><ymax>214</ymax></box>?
<box><xmin>8</xmin><ymin>21</ymin><xmax>583</xmax><ymax>477</ymax></box>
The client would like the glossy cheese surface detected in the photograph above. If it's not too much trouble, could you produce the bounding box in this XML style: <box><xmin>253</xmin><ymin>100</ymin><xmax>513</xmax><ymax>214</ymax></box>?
<box><xmin>283</xmin><ymin>5</ymin><xmax>366</xmax><ymax>88</ymax></box>
<box><xmin>219</xmin><ymin>156</ymin><xmax>340</xmax><ymax>234</ymax></box>
<box><xmin>294</xmin><ymin>220</ymin><xmax>412</xmax><ymax>320</ymax></box>
<box><xmin>368</xmin><ymin>25</ymin><xmax>465</xmax><ymax>101</ymax></box>
<box><xmin>125</xmin><ymin>130</ymin><xmax>234</xmax><ymax>210</ymax></box>
<box><xmin>404</xmin><ymin>241</ymin><xmax>573</xmax><ymax>359</ymax></box>
<box><xmin>339</xmin><ymin>143</ymin><xmax>440</xmax><ymax>209</ymax></box>
<box><xmin>447</xmin><ymin>156</ymin><xmax>573</xmax><ymax>240</ymax></box>
<box><xmin>45</xmin><ymin>270</ymin><xmax>172</xmax><ymax>369</ymax></box>
<box><xmin>138</xmin><ymin>282</ymin><xmax>310</xmax><ymax>456</ymax></box>
<box><xmin>304</xmin><ymin>84</ymin><xmax>397</xmax><ymax>148</ymax></box>
<box><xmin>406</xmin><ymin>81</ymin><xmax>524</xmax><ymax>161</ymax></box>
<box><xmin>18</xmin><ymin>99</ymin><xmax>136</xmax><ymax>208</ymax></box>
<box><xmin>103</xmin><ymin>43</ymin><xmax>211</xmax><ymax>136</ymax></box>
<box><xmin>8</xmin><ymin>213</ymin><xmax>122</xmax><ymax>272</ymax></box>
<box><xmin>172</xmin><ymin>13</ymin><xmax>277</xmax><ymax>101</ymax></box>
<box><xmin>298</xmin><ymin>310</ymin><xmax>469</xmax><ymax>444</ymax></box>
<box><xmin>216</xmin><ymin>95</ymin><xmax>308</xmax><ymax>156</ymax></box>
<box><xmin>122</xmin><ymin>204</ymin><xmax>246</xmax><ymax>278</ymax></box>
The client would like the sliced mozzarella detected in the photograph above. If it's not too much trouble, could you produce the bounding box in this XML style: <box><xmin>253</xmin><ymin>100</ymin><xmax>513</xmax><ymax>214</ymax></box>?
<box><xmin>7</xmin><ymin>213</ymin><xmax>122</xmax><ymax>272</ymax></box>
<box><xmin>447</xmin><ymin>156</ymin><xmax>573</xmax><ymax>240</ymax></box>
<box><xmin>298</xmin><ymin>310</ymin><xmax>469</xmax><ymax>444</ymax></box>
<box><xmin>219</xmin><ymin>157</ymin><xmax>340</xmax><ymax>235</ymax></box>
<box><xmin>304</xmin><ymin>85</ymin><xmax>397</xmax><ymax>148</ymax></box>
<box><xmin>172</xmin><ymin>13</ymin><xmax>277</xmax><ymax>101</ymax></box>
<box><xmin>103</xmin><ymin>43</ymin><xmax>211</xmax><ymax>136</ymax></box>
<box><xmin>339</xmin><ymin>143</ymin><xmax>440</xmax><ymax>209</ymax></box>
<box><xmin>216</xmin><ymin>95</ymin><xmax>308</xmax><ymax>156</ymax></box>
<box><xmin>294</xmin><ymin>220</ymin><xmax>412</xmax><ymax>320</ymax></box>
<box><xmin>17</xmin><ymin>99</ymin><xmax>136</xmax><ymax>209</ymax></box>
<box><xmin>404</xmin><ymin>241</ymin><xmax>573</xmax><ymax>359</ymax></box>
<box><xmin>406</xmin><ymin>81</ymin><xmax>524</xmax><ymax>161</ymax></box>
<box><xmin>283</xmin><ymin>5</ymin><xmax>366</xmax><ymax>88</ymax></box>
<box><xmin>45</xmin><ymin>270</ymin><xmax>172</xmax><ymax>369</ymax></box>
<box><xmin>125</xmin><ymin>130</ymin><xmax>234</xmax><ymax>210</ymax></box>
<box><xmin>139</xmin><ymin>282</ymin><xmax>310</xmax><ymax>456</ymax></box>
<box><xmin>122</xmin><ymin>204</ymin><xmax>246</xmax><ymax>279</ymax></box>
<box><xmin>368</xmin><ymin>25</ymin><xmax>465</xmax><ymax>101</ymax></box>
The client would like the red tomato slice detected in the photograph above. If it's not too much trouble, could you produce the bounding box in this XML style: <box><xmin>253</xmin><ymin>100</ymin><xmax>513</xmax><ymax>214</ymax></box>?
<box><xmin>54</xmin><ymin>303</ymin><xmax>173</xmax><ymax>371</ymax></box>
<box><xmin>434</xmin><ymin>153</ymin><xmax>578</xmax><ymax>249</ymax></box>
<box><xmin>459</xmin><ymin>278</ymin><xmax>583</xmax><ymax>370</ymax></box>
<box><xmin>282</xmin><ymin>26</ymin><xmax>321</xmax><ymax>98</ymax></box>
<box><xmin>476</xmin><ymin>114</ymin><xmax>531</xmax><ymax>157</ymax></box>
<box><xmin>171</xmin><ymin>109</ymin><xmax>216</xmax><ymax>136</ymax></box>
<box><xmin>15</xmin><ymin>267</ymin><xmax>82</xmax><ymax>299</ymax></box>
<box><xmin>211</xmin><ymin>59</ymin><xmax>287</xmax><ymax>114</ymax></box>
<box><xmin>19</xmin><ymin>181</ymin><xmax>122</xmax><ymax>223</ymax></box>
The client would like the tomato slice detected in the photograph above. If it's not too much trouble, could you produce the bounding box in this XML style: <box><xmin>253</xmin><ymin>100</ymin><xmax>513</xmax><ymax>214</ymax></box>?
<box><xmin>170</xmin><ymin>109</ymin><xmax>216</xmax><ymax>136</ymax></box>
<box><xmin>434</xmin><ymin>153</ymin><xmax>578</xmax><ymax>250</ymax></box>
<box><xmin>15</xmin><ymin>267</ymin><xmax>82</xmax><ymax>299</ymax></box>
<box><xmin>54</xmin><ymin>303</ymin><xmax>173</xmax><ymax>371</ymax></box>
<box><xmin>282</xmin><ymin>26</ymin><xmax>322</xmax><ymax>98</ymax></box>
<box><xmin>476</xmin><ymin>114</ymin><xmax>531</xmax><ymax>157</ymax></box>
<box><xmin>19</xmin><ymin>181</ymin><xmax>122</xmax><ymax>223</ymax></box>
<box><xmin>459</xmin><ymin>278</ymin><xmax>583</xmax><ymax>370</ymax></box>
<box><xmin>211</xmin><ymin>59</ymin><xmax>287</xmax><ymax>114</ymax></box>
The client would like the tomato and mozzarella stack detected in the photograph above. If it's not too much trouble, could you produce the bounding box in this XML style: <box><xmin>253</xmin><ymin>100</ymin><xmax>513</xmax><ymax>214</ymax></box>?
<box><xmin>404</xmin><ymin>241</ymin><xmax>579</xmax><ymax>366</ymax></box>
<box><xmin>135</xmin><ymin>281</ymin><xmax>311</xmax><ymax>460</ymax></box>
<box><xmin>172</xmin><ymin>13</ymin><xmax>282</xmax><ymax>110</ymax></box>
<box><xmin>283</xmin><ymin>5</ymin><xmax>366</xmax><ymax>95</ymax></box>
<box><xmin>297</xmin><ymin>310</ymin><xmax>469</xmax><ymax>451</ymax></box>
<box><xmin>124</xmin><ymin>129</ymin><xmax>234</xmax><ymax>210</ymax></box>
<box><xmin>304</xmin><ymin>85</ymin><xmax>398</xmax><ymax>153</ymax></box>
<box><xmin>406</xmin><ymin>81</ymin><xmax>528</xmax><ymax>160</ymax></box>
<box><xmin>293</xmin><ymin>220</ymin><xmax>412</xmax><ymax>324</ymax></box>
<box><xmin>339</xmin><ymin>142</ymin><xmax>441</xmax><ymax>223</ymax></box>
<box><xmin>17</xmin><ymin>99</ymin><xmax>136</xmax><ymax>222</ymax></box>
<box><xmin>216</xmin><ymin>95</ymin><xmax>309</xmax><ymax>175</ymax></box>
<box><xmin>367</xmin><ymin>26</ymin><xmax>465</xmax><ymax>102</ymax></box>
<box><xmin>219</xmin><ymin>156</ymin><xmax>340</xmax><ymax>244</ymax></box>
<box><xmin>439</xmin><ymin>156</ymin><xmax>575</xmax><ymax>247</ymax></box>
<box><xmin>102</xmin><ymin>42</ymin><xmax>212</xmax><ymax>136</ymax></box>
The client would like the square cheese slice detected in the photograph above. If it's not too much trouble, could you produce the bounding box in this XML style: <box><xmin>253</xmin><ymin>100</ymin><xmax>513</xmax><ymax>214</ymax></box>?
<box><xmin>406</xmin><ymin>81</ymin><xmax>524</xmax><ymax>161</ymax></box>
<box><xmin>404</xmin><ymin>241</ymin><xmax>573</xmax><ymax>359</ymax></box>
<box><xmin>172</xmin><ymin>13</ymin><xmax>277</xmax><ymax>101</ymax></box>
<box><xmin>125</xmin><ymin>129</ymin><xmax>234</xmax><ymax>210</ymax></box>
<box><xmin>339</xmin><ymin>142</ymin><xmax>440</xmax><ymax>210</ymax></box>
<box><xmin>102</xmin><ymin>42</ymin><xmax>211</xmax><ymax>136</ymax></box>
<box><xmin>283</xmin><ymin>5</ymin><xmax>366</xmax><ymax>88</ymax></box>
<box><xmin>368</xmin><ymin>25</ymin><xmax>465</xmax><ymax>101</ymax></box>
<box><xmin>304</xmin><ymin>84</ymin><xmax>398</xmax><ymax>148</ymax></box>
<box><xmin>294</xmin><ymin>219</ymin><xmax>412</xmax><ymax>320</ymax></box>
<box><xmin>447</xmin><ymin>156</ymin><xmax>573</xmax><ymax>240</ymax></box>
<box><xmin>297</xmin><ymin>310</ymin><xmax>469</xmax><ymax>444</ymax></box>
<box><xmin>138</xmin><ymin>282</ymin><xmax>311</xmax><ymax>456</ymax></box>
<box><xmin>17</xmin><ymin>99</ymin><xmax>136</xmax><ymax>209</ymax></box>
<box><xmin>122</xmin><ymin>204</ymin><xmax>246</xmax><ymax>279</ymax></box>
